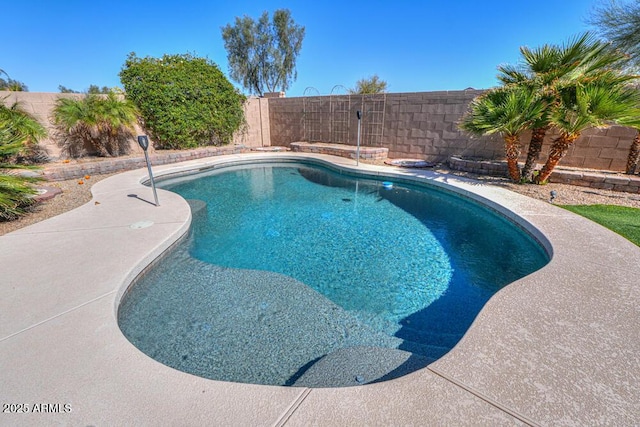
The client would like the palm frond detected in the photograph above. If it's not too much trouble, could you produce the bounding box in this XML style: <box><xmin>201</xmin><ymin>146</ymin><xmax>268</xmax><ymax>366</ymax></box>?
<box><xmin>460</xmin><ymin>86</ymin><xmax>548</xmax><ymax>137</ymax></box>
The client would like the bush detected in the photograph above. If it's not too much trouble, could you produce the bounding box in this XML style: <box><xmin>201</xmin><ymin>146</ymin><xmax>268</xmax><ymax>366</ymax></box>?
<box><xmin>51</xmin><ymin>92</ymin><xmax>138</xmax><ymax>158</ymax></box>
<box><xmin>119</xmin><ymin>53</ymin><xmax>246</xmax><ymax>149</ymax></box>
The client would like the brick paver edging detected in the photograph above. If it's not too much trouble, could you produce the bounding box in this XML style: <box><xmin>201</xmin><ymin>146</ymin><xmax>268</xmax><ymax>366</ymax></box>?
<box><xmin>449</xmin><ymin>156</ymin><xmax>640</xmax><ymax>194</ymax></box>
<box><xmin>42</xmin><ymin>146</ymin><xmax>249</xmax><ymax>181</ymax></box>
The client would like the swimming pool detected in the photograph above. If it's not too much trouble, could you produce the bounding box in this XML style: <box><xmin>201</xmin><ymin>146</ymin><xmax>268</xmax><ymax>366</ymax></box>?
<box><xmin>118</xmin><ymin>161</ymin><xmax>549</xmax><ymax>387</ymax></box>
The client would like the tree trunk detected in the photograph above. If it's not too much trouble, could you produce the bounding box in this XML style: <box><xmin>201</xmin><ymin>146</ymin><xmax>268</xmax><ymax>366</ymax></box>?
<box><xmin>625</xmin><ymin>131</ymin><xmax>640</xmax><ymax>174</ymax></box>
<box><xmin>503</xmin><ymin>134</ymin><xmax>522</xmax><ymax>182</ymax></box>
<box><xmin>534</xmin><ymin>133</ymin><xmax>579</xmax><ymax>184</ymax></box>
<box><xmin>521</xmin><ymin>125</ymin><xmax>549</xmax><ymax>181</ymax></box>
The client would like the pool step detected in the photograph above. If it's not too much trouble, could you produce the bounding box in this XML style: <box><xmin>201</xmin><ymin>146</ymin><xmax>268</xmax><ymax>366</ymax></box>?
<box><xmin>290</xmin><ymin>346</ymin><xmax>432</xmax><ymax>388</ymax></box>
<box><xmin>398</xmin><ymin>339</ymin><xmax>452</xmax><ymax>360</ymax></box>
<box><xmin>395</xmin><ymin>326</ymin><xmax>463</xmax><ymax>350</ymax></box>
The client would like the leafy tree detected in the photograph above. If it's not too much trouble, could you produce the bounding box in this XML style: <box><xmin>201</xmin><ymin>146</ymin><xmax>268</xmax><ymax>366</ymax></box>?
<box><xmin>58</xmin><ymin>85</ymin><xmax>80</xmax><ymax>93</ymax></box>
<box><xmin>460</xmin><ymin>86</ymin><xmax>547</xmax><ymax>182</ymax></box>
<box><xmin>120</xmin><ymin>52</ymin><xmax>246</xmax><ymax>149</ymax></box>
<box><xmin>52</xmin><ymin>92</ymin><xmax>138</xmax><ymax>157</ymax></box>
<box><xmin>59</xmin><ymin>85</ymin><xmax>112</xmax><ymax>94</ymax></box>
<box><xmin>589</xmin><ymin>1</ymin><xmax>640</xmax><ymax>174</ymax></box>
<box><xmin>350</xmin><ymin>75</ymin><xmax>388</xmax><ymax>94</ymax></box>
<box><xmin>87</xmin><ymin>85</ymin><xmax>111</xmax><ymax>94</ymax></box>
<box><xmin>588</xmin><ymin>0</ymin><xmax>640</xmax><ymax>69</ymax></box>
<box><xmin>0</xmin><ymin>102</ymin><xmax>45</xmax><ymax>219</ymax></box>
<box><xmin>0</xmin><ymin>78</ymin><xmax>28</xmax><ymax>91</ymax></box>
<box><xmin>221</xmin><ymin>9</ymin><xmax>305</xmax><ymax>96</ymax></box>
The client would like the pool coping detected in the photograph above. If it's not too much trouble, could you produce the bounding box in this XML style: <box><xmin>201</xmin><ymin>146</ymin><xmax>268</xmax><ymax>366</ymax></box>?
<box><xmin>1</xmin><ymin>152</ymin><xmax>639</xmax><ymax>425</ymax></box>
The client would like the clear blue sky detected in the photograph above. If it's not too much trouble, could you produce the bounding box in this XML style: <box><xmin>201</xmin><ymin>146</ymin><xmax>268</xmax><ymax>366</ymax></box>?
<box><xmin>3</xmin><ymin>0</ymin><xmax>602</xmax><ymax>96</ymax></box>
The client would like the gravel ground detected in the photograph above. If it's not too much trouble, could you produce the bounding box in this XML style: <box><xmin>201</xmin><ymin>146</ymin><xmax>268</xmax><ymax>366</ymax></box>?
<box><xmin>0</xmin><ymin>173</ymin><xmax>118</xmax><ymax>236</ymax></box>
<box><xmin>433</xmin><ymin>166</ymin><xmax>640</xmax><ymax>208</ymax></box>
<box><xmin>1</xmin><ymin>167</ymin><xmax>639</xmax><ymax>237</ymax></box>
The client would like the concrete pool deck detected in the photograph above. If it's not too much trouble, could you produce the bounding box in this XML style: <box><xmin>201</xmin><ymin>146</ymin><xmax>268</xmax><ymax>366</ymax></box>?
<box><xmin>1</xmin><ymin>152</ymin><xmax>639</xmax><ymax>425</ymax></box>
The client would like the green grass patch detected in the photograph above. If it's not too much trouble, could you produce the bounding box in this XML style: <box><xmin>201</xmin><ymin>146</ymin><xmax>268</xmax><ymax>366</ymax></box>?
<box><xmin>560</xmin><ymin>204</ymin><xmax>640</xmax><ymax>247</ymax></box>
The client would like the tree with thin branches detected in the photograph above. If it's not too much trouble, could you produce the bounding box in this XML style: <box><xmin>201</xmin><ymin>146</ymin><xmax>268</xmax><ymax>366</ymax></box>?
<box><xmin>589</xmin><ymin>0</ymin><xmax>640</xmax><ymax>174</ymax></box>
<box><xmin>350</xmin><ymin>75</ymin><xmax>388</xmax><ymax>94</ymax></box>
<box><xmin>588</xmin><ymin>0</ymin><xmax>640</xmax><ymax>69</ymax></box>
<box><xmin>222</xmin><ymin>9</ymin><xmax>305</xmax><ymax>96</ymax></box>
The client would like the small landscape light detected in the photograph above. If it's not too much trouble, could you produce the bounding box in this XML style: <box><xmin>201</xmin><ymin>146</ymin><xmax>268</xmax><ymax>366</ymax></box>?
<box><xmin>550</xmin><ymin>190</ymin><xmax>557</xmax><ymax>203</ymax></box>
<box><xmin>137</xmin><ymin>135</ymin><xmax>159</xmax><ymax>207</ymax></box>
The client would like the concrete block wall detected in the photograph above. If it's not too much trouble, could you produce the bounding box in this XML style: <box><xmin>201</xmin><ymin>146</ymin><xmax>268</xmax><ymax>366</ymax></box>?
<box><xmin>4</xmin><ymin>90</ymin><xmax>638</xmax><ymax>173</ymax></box>
<box><xmin>543</xmin><ymin>126</ymin><xmax>638</xmax><ymax>171</ymax></box>
<box><xmin>0</xmin><ymin>91</ymin><xmax>91</xmax><ymax>159</ymax></box>
<box><xmin>268</xmin><ymin>96</ymin><xmax>306</xmax><ymax>144</ymax></box>
<box><xmin>0</xmin><ymin>91</ymin><xmax>265</xmax><ymax>159</ymax></box>
<box><xmin>233</xmin><ymin>96</ymin><xmax>270</xmax><ymax>148</ymax></box>
<box><xmin>268</xmin><ymin>90</ymin><xmax>638</xmax><ymax>172</ymax></box>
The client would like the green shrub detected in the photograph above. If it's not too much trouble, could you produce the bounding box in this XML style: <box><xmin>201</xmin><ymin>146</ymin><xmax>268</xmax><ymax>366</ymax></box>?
<box><xmin>0</xmin><ymin>113</ymin><xmax>43</xmax><ymax>220</ymax></box>
<box><xmin>0</xmin><ymin>100</ymin><xmax>48</xmax><ymax>163</ymax></box>
<box><xmin>119</xmin><ymin>52</ymin><xmax>246</xmax><ymax>149</ymax></box>
<box><xmin>51</xmin><ymin>92</ymin><xmax>138</xmax><ymax>158</ymax></box>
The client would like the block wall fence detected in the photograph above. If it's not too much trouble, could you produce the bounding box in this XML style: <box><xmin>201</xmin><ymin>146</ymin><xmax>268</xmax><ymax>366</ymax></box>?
<box><xmin>268</xmin><ymin>90</ymin><xmax>639</xmax><ymax>172</ymax></box>
<box><xmin>3</xmin><ymin>90</ymin><xmax>638</xmax><ymax>172</ymax></box>
<box><xmin>0</xmin><ymin>91</ymin><xmax>269</xmax><ymax>159</ymax></box>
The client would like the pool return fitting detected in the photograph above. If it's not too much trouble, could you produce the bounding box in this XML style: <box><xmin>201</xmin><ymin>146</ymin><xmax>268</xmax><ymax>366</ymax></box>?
<box><xmin>137</xmin><ymin>135</ymin><xmax>160</xmax><ymax>207</ymax></box>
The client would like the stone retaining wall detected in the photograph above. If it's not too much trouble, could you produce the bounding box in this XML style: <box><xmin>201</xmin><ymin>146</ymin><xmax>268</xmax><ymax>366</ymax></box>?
<box><xmin>42</xmin><ymin>145</ymin><xmax>248</xmax><ymax>181</ymax></box>
<box><xmin>448</xmin><ymin>157</ymin><xmax>640</xmax><ymax>194</ymax></box>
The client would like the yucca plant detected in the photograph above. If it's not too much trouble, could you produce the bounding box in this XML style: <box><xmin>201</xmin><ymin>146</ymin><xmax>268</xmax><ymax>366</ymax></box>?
<box><xmin>52</xmin><ymin>92</ymin><xmax>138</xmax><ymax>157</ymax></box>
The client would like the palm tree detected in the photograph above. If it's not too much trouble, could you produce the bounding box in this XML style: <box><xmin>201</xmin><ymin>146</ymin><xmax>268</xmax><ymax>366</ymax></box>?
<box><xmin>0</xmin><ymin>99</ymin><xmax>47</xmax><ymax>163</ymax></box>
<box><xmin>497</xmin><ymin>33</ymin><xmax>627</xmax><ymax>181</ymax></box>
<box><xmin>459</xmin><ymin>86</ymin><xmax>547</xmax><ymax>182</ymax></box>
<box><xmin>0</xmin><ymin>114</ymin><xmax>43</xmax><ymax>220</ymax></box>
<box><xmin>614</xmin><ymin>113</ymin><xmax>640</xmax><ymax>174</ymax></box>
<box><xmin>535</xmin><ymin>76</ymin><xmax>640</xmax><ymax>183</ymax></box>
<box><xmin>52</xmin><ymin>92</ymin><xmax>138</xmax><ymax>157</ymax></box>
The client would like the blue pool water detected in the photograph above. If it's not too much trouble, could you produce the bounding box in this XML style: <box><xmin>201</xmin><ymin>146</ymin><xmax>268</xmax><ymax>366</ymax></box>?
<box><xmin>118</xmin><ymin>162</ymin><xmax>549</xmax><ymax>387</ymax></box>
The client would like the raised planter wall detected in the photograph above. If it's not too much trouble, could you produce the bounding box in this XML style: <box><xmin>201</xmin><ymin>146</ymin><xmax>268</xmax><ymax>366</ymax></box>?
<box><xmin>448</xmin><ymin>156</ymin><xmax>640</xmax><ymax>194</ymax></box>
